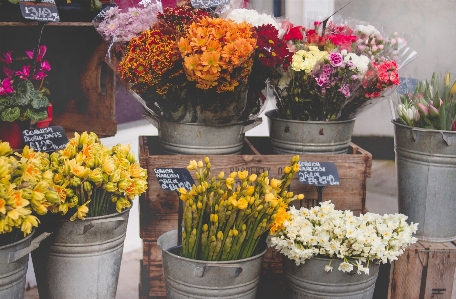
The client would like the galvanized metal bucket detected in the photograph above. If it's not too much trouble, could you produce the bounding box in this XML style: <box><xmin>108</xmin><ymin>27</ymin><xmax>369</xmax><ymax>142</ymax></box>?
<box><xmin>143</xmin><ymin>112</ymin><xmax>262</xmax><ymax>155</ymax></box>
<box><xmin>31</xmin><ymin>208</ymin><xmax>130</xmax><ymax>299</ymax></box>
<box><xmin>157</xmin><ymin>230</ymin><xmax>266</xmax><ymax>299</ymax></box>
<box><xmin>283</xmin><ymin>256</ymin><xmax>380</xmax><ymax>299</ymax></box>
<box><xmin>265</xmin><ymin>110</ymin><xmax>355</xmax><ymax>154</ymax></box>
<box><xmin>393</xmin><ymin>120</ymin><xmax>456</xmax><ymax>242</ymax></box>
<box><xmin>0</xmin><ymin>231</ymin><xmax>49</xmax><ymax>299</ymax></box>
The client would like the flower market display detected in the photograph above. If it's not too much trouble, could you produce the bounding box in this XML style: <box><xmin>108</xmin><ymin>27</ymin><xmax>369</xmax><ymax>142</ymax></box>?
<box><xmin>268</xmin><ymin>19</ymin><xmax>417</xmax><ymax>121</ymax></box>
<box><xmin>176</xmin><ymin>155</ymin><xmax>304</xmax><ymax>261</ymax></box>
<box><xmin>396</xmin><ymin>72</ymin><xmax>456</xmax><ymax>131</ymax></box>
<box><xmin>268</xmin><ymin>200</ymin><xmax>418</xmax><ymax>274</ymax></box>
<box><xmin>0</xmin><ymin>45</ymin><xmax>51</xmax><ymax>123</ymax></box>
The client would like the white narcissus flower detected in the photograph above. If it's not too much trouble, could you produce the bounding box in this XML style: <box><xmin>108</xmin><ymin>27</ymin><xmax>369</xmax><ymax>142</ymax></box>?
<box><xmin>338</xmin><ymin>261</ymin><xmax>354</xmax><ymax>273</ymax></box>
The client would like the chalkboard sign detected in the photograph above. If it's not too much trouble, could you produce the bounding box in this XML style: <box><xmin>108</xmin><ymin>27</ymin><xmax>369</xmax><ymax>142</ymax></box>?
<box><xmin>19</xmin><ymin>0</ymin><xmax>60</xmax><ymax>22</ymax></box>
<box><xmin>298</xmin><ymin>161</ymin><xmax>340</xmax><ymax>186</ymax></box>
<box><xmin>22</xmin><ymin>125</ymin><xmax>68</xmax><ymax>152</ymax></box>
<box><xmin>190</xmin><ymin>0</ymin><xmax>229</xmax><ymax>8</ymax></box>
<box><xmin>154</xmin><ymin>168</ymin><xmax>195</xmax><ymax>192</ymax></box>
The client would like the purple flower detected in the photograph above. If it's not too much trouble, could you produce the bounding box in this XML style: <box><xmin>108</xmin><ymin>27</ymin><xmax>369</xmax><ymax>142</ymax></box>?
<box><xmin>315</xmin><ymin>74</ymin><xmax>329</xmax><ymax>87</ymax></box>
<box><xmin>329</xmin><ymin>53</ymin><xmax>343</xmax><ymax>67</ymax></box>
<box><xmin>338</xmin><ymin>84</ymin><xmax>351</xmax><ymax>97</ymax></box>
<box><xmin>323</xmin><ymin>64</ymin><xmax>333</xmax><ymax>75</ymax></box>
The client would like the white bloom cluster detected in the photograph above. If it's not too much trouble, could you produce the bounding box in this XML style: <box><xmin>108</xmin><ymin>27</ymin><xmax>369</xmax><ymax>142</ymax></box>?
<box><xmin>268</xmin><ymin>201</ymin><xmax>418</xmax><ymax>274</ymax></box>
<box><xmin>355</xmin><ymin>24</ymin><xmax>381</xmax><ymax>37</ymax></box>
<box><xmin>226</xmin><ymin>8</ymin><xmax>286</xmax><ymax>38</ymax></box>
<box><xmin>342</xmin><ymin>51</ymin><xmax>370</xmax><ymax>76</ymax></box>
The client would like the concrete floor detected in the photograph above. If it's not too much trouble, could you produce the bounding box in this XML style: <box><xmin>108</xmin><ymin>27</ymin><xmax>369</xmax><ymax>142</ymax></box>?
<box><xmin>24</xmin><ymin>159</ymin><xmax>399</xmax><ymax>299</ymax></box>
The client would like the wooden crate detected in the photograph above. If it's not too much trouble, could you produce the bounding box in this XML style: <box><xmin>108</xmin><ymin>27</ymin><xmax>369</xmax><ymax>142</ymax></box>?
<box><xmin>138</xmin><ymin>136</ymin><xmax>372</xmax><ymax>299</ymax></box>
<box><xmin>383</xmin><ymin>241</ymin><xmax>456</xmax><ymax>299</ymax></box>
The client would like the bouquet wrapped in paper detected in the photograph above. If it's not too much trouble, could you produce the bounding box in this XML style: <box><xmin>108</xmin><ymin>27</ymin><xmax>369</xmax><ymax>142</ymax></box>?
<box><xmin>269</xmin><ymin>17</ymin><xmax>418</xmax><ymax>121</ymax></box>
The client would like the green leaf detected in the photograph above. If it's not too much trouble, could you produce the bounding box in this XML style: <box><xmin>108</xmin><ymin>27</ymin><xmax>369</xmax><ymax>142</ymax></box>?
<box><xmin>0</xmin><ymin>97</ymin><xmax>10</xmax><ymax>112</ymax></box>
<box><xmin>30</xmin><ymin>91</ymin><xmax>49</xmax><ymax>109</ymax></box>
<box><xmin>26</xmin><ymin>108</ymin><xmax>48</xmax><ymax>122</ymax></box>
<box><xmin>1</xmin><ymin>107</ymin><xmax>20</xmax><ymax>122</ymax></box>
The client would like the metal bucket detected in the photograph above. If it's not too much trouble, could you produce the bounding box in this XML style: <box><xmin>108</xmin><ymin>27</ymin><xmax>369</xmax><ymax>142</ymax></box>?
<box><xmin>283</xmin><ymin>256</ymin><xmax>380</xmax><ymax>299</ymax></box>
<box><xmin>393</xmin><ymin>120</ymin><xmax>456</xmax><ymax>242</ymax></box>
<box><xmin>0</xmin><ymin>231</ymin><xmax>49</xmax><ymax>299</ymax></box>
<box><xmin>31</xmin><ymin>208</ymin><xmax>130</xmax><ymax>299</ymax></box>
<box><xmin>143</xmin><ymin>113</ymin><xmax>262</xmax><ymax>155</ymax></box>
<box><xmin>157</xmin><ymin>230</ymin><xmax>266</xmax><ymax>299</ymax></box>
<box><xmin>265</xmin><ymin>110</ymin><xmax>355</xmax><ymax>154</ymax></box>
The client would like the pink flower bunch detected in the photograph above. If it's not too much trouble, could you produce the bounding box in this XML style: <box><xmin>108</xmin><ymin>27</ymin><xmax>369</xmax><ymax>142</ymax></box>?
<box><xmin>0</xmin><ymin>45</ymin><xmax>51</xmax><ymax>96</ymax></box>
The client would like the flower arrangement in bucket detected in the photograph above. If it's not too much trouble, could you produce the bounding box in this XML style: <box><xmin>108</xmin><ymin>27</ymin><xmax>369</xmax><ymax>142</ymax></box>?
<box><xmin>268</xmin><ymin>18</ymin><xmax>418</xmax><ymax>122</ymax></box>
<box><xmin>268</xmin><ymin>201</ymin><xmax>418</xmax><ymax>297</ymax></box>
<box><xmin>396</xmin><ymin>72</ymin><xmax>456</xmax><ymax>131</ymax></box>
<box><xmin>46</xmin><ymin>131</ymin><xmax>148</xmax><ymax>220</ymax></box>
<box><xmin>175</xmin><ymin>155</ymin><xmax>304</xmax><ymax>261</ymax></box>
<box><xmin>0</xmin><ymin>141</ymin><xmax>56</xmax><ymax>246</ymax></box>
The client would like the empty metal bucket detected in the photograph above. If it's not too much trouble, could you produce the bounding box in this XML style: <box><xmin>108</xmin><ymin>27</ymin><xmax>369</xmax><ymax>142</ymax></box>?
<box><xmin>157</xmin><ymin>230</ymin><xmax>266</xmax><ymax>299</ymax></box>
<box><xmin>393</xmin><ymin>120</ymin><xmax>456</xmax><ymax>242</ymax></box>
<box><xmin>31</xmin><ymin>208</ymin><xmax>130</xmax><ymax>299</ymax></box>
<box><xmin>266</xmin><ymin>110</ymin><xmax>355</xmax><ymax>154</ymax></box>
<box><xmin>283</xmin><ymin>256</ymin><xmax>380</xmax><ymax>299</ymax></box>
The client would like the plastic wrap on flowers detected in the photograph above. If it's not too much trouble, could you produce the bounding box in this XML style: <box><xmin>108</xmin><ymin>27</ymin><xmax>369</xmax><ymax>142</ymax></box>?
<box><xmin>268</xmin><ymin>16</ymin><xmax>418</xmax><ymax>121</ymax></box>
<box><xmin>92</xmin><ymin>0</ymin><xmax>163</xmax><ymax>71</ymax></box>
<box><xmin>118</xmin><ymin>3</ymin><xmax>261</xmax><ymax>126</ymax></box>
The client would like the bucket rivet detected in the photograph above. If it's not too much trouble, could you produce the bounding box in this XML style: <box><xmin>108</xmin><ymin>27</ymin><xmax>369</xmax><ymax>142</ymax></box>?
<box><xmin>284</xmin><ymin>126</ymin><xmax>290</xmax><ymax>133</ymax></box>
<box><xmin>319</xmin><ymin>128</ymin><xmax>324</xmax><ymax>135</ymax></box>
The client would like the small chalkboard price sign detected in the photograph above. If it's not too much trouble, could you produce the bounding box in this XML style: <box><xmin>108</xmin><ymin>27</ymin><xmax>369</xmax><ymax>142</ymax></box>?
<box><xmin>19</xmin><ymin>0</ymin><xmax>60</xmax><ymax>22</ymax></box>
<box><xmin>190</xmin><ymin>0</ymin><xmax>229</xmax><ymax>8</ymax></box>
<box><xmin>154</xmin><ymin>168</ymin><xmax>195</xmax><ymax>246</ymax></box>
<box><xmin>298</xmin><ymin>161</ymin><xmax>340</xmax><ymax>186</ymax></box>
<box><xmin>298</xmin><ymin>161</ymin><xmax>340</xmax><ymax>204</ymax></box>
<box><xmin>153</xmin><ymin>168</ymin><xmax>195</xmax><ymax>192</ymax></box>
<box><xmin>22</xmin><ymin>125</ymin><xmax>68</xmax><ymax>153</ymax></box>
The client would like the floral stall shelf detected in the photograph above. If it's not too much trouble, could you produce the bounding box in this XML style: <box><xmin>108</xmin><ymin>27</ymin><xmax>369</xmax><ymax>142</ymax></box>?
<box><xmin>264</xmin><ymin>17</ymin><xmax>417</xmax><ymax>154</ymax></box>
<box><xmin>0</xmin><ymin>142</ymin><xmax>55</xmax><ymax>299</ymax></box>
<box><xmin>31</xmin><ymin>131</ymin><xmax>148</xmax><ymax>299</ymax></box>
<box><xmin>268</xmin><ymin>201</ymin><xmax>418</xmax><ymax>299</ymax></box>
<box><xmin>393</xmin><ymin>72</ymin><xmax>456</xmax><ymax>242</ymax></box>
<box><xmin>0</xmin><ymin>46</ymin><xmax>52</xmax><ymax>149</ymax></box>
<box><xmin>157</xmin><ymin>155</ymin><xmax>304</xmax><ymax>298</ymax></box>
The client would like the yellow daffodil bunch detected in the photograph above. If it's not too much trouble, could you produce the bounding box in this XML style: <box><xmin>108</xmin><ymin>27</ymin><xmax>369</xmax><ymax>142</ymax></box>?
<box><xmin>177</xmin><ymin>155</ymin><xmax>304</xmax><ymax>261</ymax></box>
<box><xmin>47</xmin><ymin>132</ymin><xmax>148</xmax><ymax>221</ymax></box>
<box><xmin>0</xmin><ymin>141</ymin><xmax>58</xmax><ymax>245</ymax></box>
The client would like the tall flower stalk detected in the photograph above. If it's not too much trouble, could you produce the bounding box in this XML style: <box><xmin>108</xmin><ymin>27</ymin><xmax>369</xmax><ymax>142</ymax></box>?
<box><xmin>177</xmin><ymin>156</ymin><xmax>304</xmax><ymax>261</ymax></box>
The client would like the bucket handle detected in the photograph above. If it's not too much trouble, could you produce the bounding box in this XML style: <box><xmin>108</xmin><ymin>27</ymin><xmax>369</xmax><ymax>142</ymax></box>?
<box><xmin>194</xmin><ymin>264</ymin><xmax>243</xmax><ymax>278</ymax></box>
<box><xmin>82</xmin><ymin>216</ymin><xmax>126</xmax><ymax>235</ymax></box>
<box><xmin>241</xmin><ymin>117</ymin><xmax>263</xmax><ymax>134</ymax></box>
<box><xmin>441</xmin><ymin>132</ymin><xmax>456</xmax><ymax>146</ymax></box>
<box><xmin>6</xmin><ymin>232</ymin><xmax>51</xmax><ymax>264</ymax></box>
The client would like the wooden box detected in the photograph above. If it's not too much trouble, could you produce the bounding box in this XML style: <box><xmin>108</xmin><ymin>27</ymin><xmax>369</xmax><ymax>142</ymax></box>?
<box><xmin>383</xmin><ymin>241</ymin><xmax>456</xmax><ymax>299</ymax></box>
<box><xmin>138</xmin><ymin>136</ymin><xmax>372</xmax><ymax>299</ymax></box>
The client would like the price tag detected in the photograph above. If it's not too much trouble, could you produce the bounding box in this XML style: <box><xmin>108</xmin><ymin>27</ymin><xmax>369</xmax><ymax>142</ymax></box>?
<box><xmin>190</xmin><ymin>0</ymin><xmax>229</xmax><ymax>8</ymax></box>
<box><xmin>298</xmin><ymin>161</ymin><xmax>340</xmax><ymax>186</ymax></box>
<box><xmin>19</xmin><ymin>0</ymin><xmax>60</xmax><ymax>22</ymax></box>
<box><xmin>154</xmin><ymin>168</ymin><xmax>195</xmax><ymax>192</ymax></box>
<box><xmin>22</xmin><ymin>125</ymin><xmax>68</xmax><ymax>153</ymax></box>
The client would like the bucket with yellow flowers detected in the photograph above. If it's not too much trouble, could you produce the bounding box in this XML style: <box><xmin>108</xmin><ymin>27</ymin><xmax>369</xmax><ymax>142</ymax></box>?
<box><xmin>0</xmin><ymin>141</ymin><xmax>56</xmax><ymax>299</ymax></box>
<box><xmin>30</xmin><ymin>131</ymin><xmax>148</xmax><ymax>299</ymax></box>
<box><xmin>157</xmin><ymin>155</ymin><xmax>304</xmax><ymax>298</ymax></box>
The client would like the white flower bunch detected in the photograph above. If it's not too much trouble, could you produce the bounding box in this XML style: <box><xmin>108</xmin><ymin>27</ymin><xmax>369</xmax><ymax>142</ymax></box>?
<box><xmin>268</xmin><ymin>201</ymin><xmax>418</xmax><ymax>274</ymax></box>
<box><xmin>226</xmin><ymin>8</ymin><xmax>286</xmax><ymax>38</ymax></box>
<box><xmin>342</xmin><ymin>51</ymin><xmax>370</xmax><ymax>77</ymax></box>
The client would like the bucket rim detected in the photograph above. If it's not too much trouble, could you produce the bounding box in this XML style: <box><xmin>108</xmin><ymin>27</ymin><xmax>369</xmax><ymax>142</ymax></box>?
<box><xmin>265</xmin><ymin>109</ymin><xmax>356</xmax><ymax>124</ymax></box>
<box><xmin>392</xmin><ymin>118</ymin><xmax>456</xmax><ymax>134</ymax></box>
<box><xmin>50</xmin><ymin>205</ymin><xmax>132</xmax><ymax>224</ymax></box>
<box><xmin>158</xmin><ymin>230</ymin><xmax>267</xmax><ymax>264</ymax></box>
<box><xmin>0</xmin><ymin>229</ymin><xmax>34</xmax><ymax>250</ymax></box>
